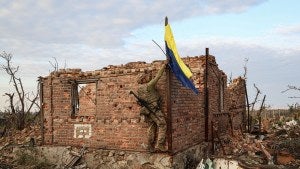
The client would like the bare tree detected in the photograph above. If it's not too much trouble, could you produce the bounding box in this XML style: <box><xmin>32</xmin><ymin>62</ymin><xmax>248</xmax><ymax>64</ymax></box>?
<box><xmin>0</xmin><ymin>51</ymin><xmax>39</xmax><ymax>130</ymax></box>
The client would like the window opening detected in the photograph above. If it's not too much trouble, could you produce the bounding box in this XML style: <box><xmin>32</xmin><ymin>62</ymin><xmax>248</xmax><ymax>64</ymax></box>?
<box><xmin>71</xmin><ymin>80</ymin><xmax>97</xmax><ymax>117</ymax></box>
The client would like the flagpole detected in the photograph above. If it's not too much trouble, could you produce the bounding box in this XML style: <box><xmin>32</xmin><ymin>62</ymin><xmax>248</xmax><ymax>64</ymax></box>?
<box><xmin>165</xmin><ymin>16</ymin><xmax>168</xmax><ymax>26</ymax></box>
<box><xmin>164</xmin><ymin>16</ymin><xmax>173</xmax><ymax>154</ymax></box>
<box><xmin>164</xmin><ymin>17</ymin><xmax>169</xmax><ymax>62</ymax></box>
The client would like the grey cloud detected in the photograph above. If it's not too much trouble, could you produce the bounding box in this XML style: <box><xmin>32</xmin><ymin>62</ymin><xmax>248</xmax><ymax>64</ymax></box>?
<box><xmin>0</xmin><ymin>0</ymin><xmax>266</xmax><ymax>47</ymax></box>
<box><xmin>0</xmin><ymin>37</ymin><xmax>160</xmax><ymax>80</ymax></box>
<box><xmin>202</xmin><ymin>0</ymin><xmax>266</xmax><ymax>14</ymax></box>
<box><xmin>0</xmin><ymin>0</ymin><xmax>268</xmax><ymax>109</ymax></box>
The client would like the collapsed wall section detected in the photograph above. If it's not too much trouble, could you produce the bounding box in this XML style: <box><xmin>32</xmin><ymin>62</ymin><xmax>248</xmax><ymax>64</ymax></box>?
<box><xmin>227</xmin><ymin>77</ymin><xmax>246</xmax><ymax>130</ymax></box>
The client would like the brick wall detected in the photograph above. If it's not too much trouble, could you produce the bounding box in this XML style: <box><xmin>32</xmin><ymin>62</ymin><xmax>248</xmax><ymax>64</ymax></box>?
<box><xmin>227</xmin><ymin>77</ymin><xmax>246</xmax><ymax>130</ymax></box>
<box><xmin>41</xmin><ymin>55</ymin><xmax>246</xmax><ymax>153</ymax></box>
<box><xmin>204</xmin><ymin>56</ymin><xmax>231</xmax><ymax>134</ymax></box>
<box><xmin>170</xmin><ymin>57</ymin><xmax>205</xmax><ymax>153</ymax></box>
<box><xmin>42</xmin><ymin>61</ymin><xmax>167</xmax><ymax>151</ymax></box>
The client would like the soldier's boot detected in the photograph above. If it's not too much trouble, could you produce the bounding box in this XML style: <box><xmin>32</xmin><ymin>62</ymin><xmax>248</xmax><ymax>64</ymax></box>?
<box><xmin>148</xmin><ymin>145</ymin><xmax>155</xmax><ymax>153</ymax></box>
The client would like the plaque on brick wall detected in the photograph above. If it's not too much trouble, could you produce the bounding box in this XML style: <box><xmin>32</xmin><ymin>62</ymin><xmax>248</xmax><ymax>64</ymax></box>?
<box><xmin>74</xmin><ymin>124</ymin><xmax>92</xmax><ymax>139</ymax></box>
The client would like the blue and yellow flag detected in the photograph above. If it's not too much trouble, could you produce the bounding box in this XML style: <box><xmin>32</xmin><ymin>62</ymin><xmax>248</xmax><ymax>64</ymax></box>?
<box><xmin>165</xmin><ymin>17</ymin><xmax>199</xmax><ymax>94</ymax></box>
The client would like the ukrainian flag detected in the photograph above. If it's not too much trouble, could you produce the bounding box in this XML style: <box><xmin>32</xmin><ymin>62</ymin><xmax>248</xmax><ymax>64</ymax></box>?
<box><xmin>165</xmin><ymin>17</ymin><xmax>199</xmax><ymax>94</ymax></box>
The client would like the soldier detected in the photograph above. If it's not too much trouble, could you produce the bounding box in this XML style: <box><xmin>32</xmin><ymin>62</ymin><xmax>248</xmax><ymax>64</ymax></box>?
<box><xmin>137</xmin><ymin>64</ymin><xmax>167</xmax><ymax>152</ymax></box>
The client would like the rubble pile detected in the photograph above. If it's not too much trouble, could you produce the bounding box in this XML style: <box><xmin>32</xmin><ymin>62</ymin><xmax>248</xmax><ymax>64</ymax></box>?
<box><xmin>0</xmin><ymin>125</ymin><xmax>42</xmax><ymax>147</ymax></box>
<box><xmin>0</xmin><ymin>125</ymin><xmax>42</xmax><ymax>167</ymax></box>
<box><xmin>214</xmin><ymin>119</ymin><xmax>300</xmax><ymax>168</ymax></box>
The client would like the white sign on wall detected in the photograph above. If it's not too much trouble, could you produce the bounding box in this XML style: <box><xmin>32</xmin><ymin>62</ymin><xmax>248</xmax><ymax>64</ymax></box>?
<box><xmin>74</xmin><ymin>124</ymin><xmax>92</xmax><ymax>139</ymax></box>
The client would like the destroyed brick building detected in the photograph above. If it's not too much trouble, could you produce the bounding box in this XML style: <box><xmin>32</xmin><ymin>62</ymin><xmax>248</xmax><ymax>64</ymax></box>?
<box><xmin>39</xmin><ymin>52</ymin><xmax>246</xmax><ymax>168</ymax></box>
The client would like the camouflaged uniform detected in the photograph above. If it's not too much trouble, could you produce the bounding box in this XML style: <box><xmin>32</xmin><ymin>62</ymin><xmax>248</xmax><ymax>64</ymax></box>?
<box><xmin>137</xmin><ymin>65</ymin><xmax>167</xmax><ymax>152</ymax></box>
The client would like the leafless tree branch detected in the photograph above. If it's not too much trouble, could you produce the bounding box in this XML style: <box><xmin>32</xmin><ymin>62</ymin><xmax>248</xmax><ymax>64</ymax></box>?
<box><xmin>25</xmin><ymin>92</ymin><xmax>39</xmax><ymax>113</ymax></box>
<box><xmin>251</xmin><ymin>83</ymin><xmax>261</xmax><ymax>111</ymax></box>
<box><xmin>4</xmin><ymin>93</ymin><xmax>15</xmax><ymax>114</ymax></box>
<box><xmin>282</xmin><ymin>85</ymin><xmax>300</xmax><ymax>99</ymax></box>
<box><xmin>281</xmin><ymin>85</ymin><xmax>300</xmax><ymax>93</ymax></box>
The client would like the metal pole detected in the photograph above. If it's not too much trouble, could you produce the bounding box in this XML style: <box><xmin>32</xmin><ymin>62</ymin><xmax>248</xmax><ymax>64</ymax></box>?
<box><xmin>38</xmin><ymin>77</ymin><xmax>44</xmax><ymax>145</ymax></box>
<box><xmin>205</xmin><ymin>48</ymin><xmax>209</xmax><ymax>141</ymax></box>
<box><xmin>244</xmin><ymin>80</ymin><xmax>251</xmax><ymax>132</ymax></box>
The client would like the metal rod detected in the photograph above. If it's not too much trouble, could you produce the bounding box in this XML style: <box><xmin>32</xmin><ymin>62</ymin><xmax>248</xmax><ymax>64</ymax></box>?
<box><xmin>244</xmin><ymin>80</ymin><xmax>251</xmax><ymax>132</ymax></box>
<box><xmin>152</xmin><ymin>39</ymin><xmax>167</xmax><ymax>57</ymax></box>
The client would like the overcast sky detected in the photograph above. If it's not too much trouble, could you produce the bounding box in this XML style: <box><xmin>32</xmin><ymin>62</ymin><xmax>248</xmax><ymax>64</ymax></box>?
<box><xmin>1</xmin><ymin>0</ymin><xmax>300</xmax><ymax>110</ymax></box>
